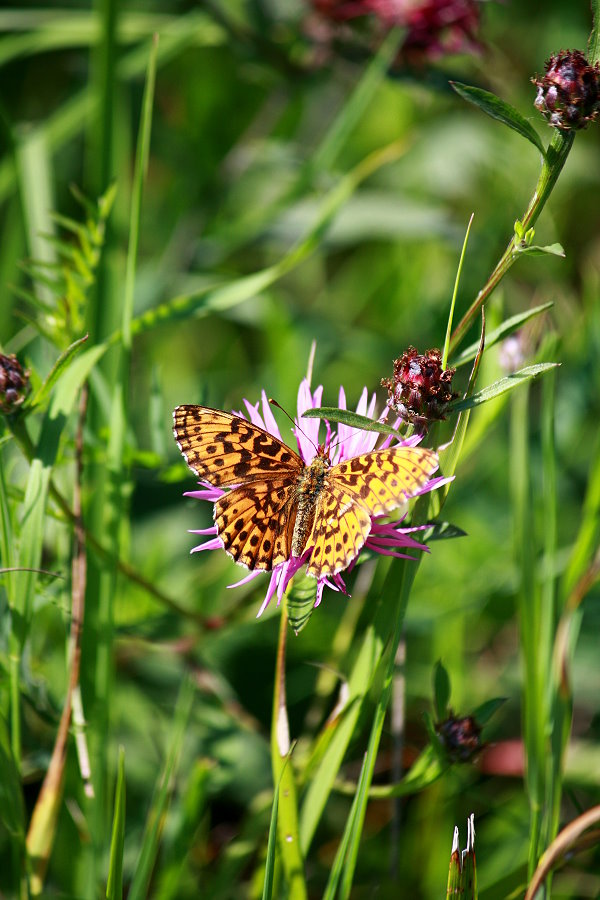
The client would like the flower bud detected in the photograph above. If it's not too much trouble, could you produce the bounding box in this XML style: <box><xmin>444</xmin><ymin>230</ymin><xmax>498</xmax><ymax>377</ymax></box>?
<box><xmin>0</xmin><ymin>353</ymin><xmax>30</xmax><ymax>415</ymax></box>
<box><xmin>381</xmin><ymin>346</ymin><xmax>456</xmax><ymax>432</ymax></box>
<box><xmin>436</xmin><ymin>714</ymin><xmax>483</xmax><ymax>763</ymax></box>
<box><xmin>533</xmin><ymin>49</ymin><xmax>600</xmax><ymax>131</ymax></box>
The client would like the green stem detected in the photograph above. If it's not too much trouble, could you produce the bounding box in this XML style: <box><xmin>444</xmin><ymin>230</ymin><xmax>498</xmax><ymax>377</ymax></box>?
<box><xmin>450</xmin><ymin>129</ymin><xmax>575</xmax><ymax>354</ymax></box>
<box><xmin>270</xmin><ymin>604</ymin><xmax>306</xmax><ymax>900</ymax></box>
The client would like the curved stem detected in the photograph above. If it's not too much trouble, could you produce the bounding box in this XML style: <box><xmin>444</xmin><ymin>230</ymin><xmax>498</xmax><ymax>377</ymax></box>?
<box><xmin>270</xmin><ymin>602</ymin><xmax>306</xmax><ymax>899</ymax></box>
<box><xmin>450</xmin><ymin>128</ymin><xmax>575</xmax><ymax>354</ymax></box>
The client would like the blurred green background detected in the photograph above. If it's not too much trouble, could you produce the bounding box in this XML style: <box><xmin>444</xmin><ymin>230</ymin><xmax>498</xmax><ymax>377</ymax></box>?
<box><xmin>2</xmin><ymin>1</ymin><xmax>600</xmax><ymax>897</ymax></box>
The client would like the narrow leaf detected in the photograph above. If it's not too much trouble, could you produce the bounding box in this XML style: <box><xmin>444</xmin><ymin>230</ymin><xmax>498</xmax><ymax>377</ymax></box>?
<box><xmin>471</xmin><ymin>697</ymin><xmax>507</xmax><ymax>725</ymax></box>
<box><xmin>127</xmin><ymin>679</ymin><xmax>195</xmax><ymax>900</ymax></box>
<box><xmin>433</xmin><ymin>661</ymin><xmax>451</xmax><ymax>721</ymax></box>
<box><xmin>27</xmin><ymin>334</ymin><xmax>89</xmax><ymax>411</ymax></box>
<box><xmin>0</xmin><ymin>714</ymin><xmax>25</xmax><ymax>839</ymax></box>
<box><xmin>451</xmin><ymin>81</ymin><xmax>546</xmax><ymax>157</ymax></box>
<box><xmin>287</xmin><ymin>572</ymin><xmax>317</xmax><ymax>635</ymax></box>
<box><xmin>106</xmin><ymin>747</ymin><xmax>126</xmax><ymax>900</ymax></box>
<box><xmin>450</xmin><ymin>363</ymin><xmax>559</xmax><ymax>412</ymax></box>
<box><xmin>262</xmin><ymin>774</ymin><xmax>280</xmax><ymax>900</ymax></box>
<box><xmin>46</xmin><ymin>343</ymin><xmax>106</xmax><ymax>420</ymax></box>
<box><xmin>516</xmin><ymin>242</ymin><xmax>565</xmax><ymax>258</ymax></box>
<box><xmin>423</xmin><ymin>521</ymin><xmax>467</xmax><ymax>542</ymax></box>
<box><xmin>589</xmin><ymin>0</ymin><xmax>600</xmax><ymax>66</ymax></box>
<box><xmin>302</xmin><ymin>407</ymin><xmax>399</xmax><ymax>438</ymax></box>
<box><xmin>451</xmin><ymin>301</ymin><xmax>553</xmax><ymax>368</ymax></box>
<box><xmin>443</xmin><ymin>213</ymin><xmax>474</xmax><ymax>369</ymax></box>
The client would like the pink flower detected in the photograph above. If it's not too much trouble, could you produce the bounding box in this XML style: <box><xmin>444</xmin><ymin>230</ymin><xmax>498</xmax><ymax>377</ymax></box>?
<box><xmin>185</xmin><ymin>379</ymin><xmax>446</xmax><ymax>617</ymax></box>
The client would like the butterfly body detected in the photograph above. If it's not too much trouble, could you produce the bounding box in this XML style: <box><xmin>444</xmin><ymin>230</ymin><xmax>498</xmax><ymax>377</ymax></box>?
<box><xmin>173</xmin><ymin>404</ymin><xmax>438</xmax><ymax>579</ymax></box>
<box><xmin>290</xmin><ymin>449</ymin><xmax>330</xmax><ymax>557</ymax></box>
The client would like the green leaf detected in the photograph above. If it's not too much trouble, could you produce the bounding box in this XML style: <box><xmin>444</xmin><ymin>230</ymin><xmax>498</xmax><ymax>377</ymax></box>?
<box><xmin>471</xmin><ymin>697</ymin><xmax>507</xmax><ymax>726</ymax></box>
<box><xmin>443</xmin><ymin>213</ymin><xmax>474</xmax><ymax>370</ymax></box>
<box><xmin>287</xmin><ymin>573</ymin><xmax>318</xmax><ymax>635</ymax></box>
<box><xmin>262</xmin><ymin>771</ymin><xmax>280</xmax><ymax>900</ymax></box>
<box><xmin>451</xmin><ymin>302</ymin><xmax>553</xmax><ymax>368</ymax></box>
<box><xmin>46</xmin><ymin>343</ymin><xmax>107</xmax><ymax>421</ymax></box>
<box><xmin>299</xmin><ymin>633</ymin><xmax>376</xmax><ymax>854</ymax></box>
<box><xmin>451</xmin><ymin>81</ymin><xmax>546</xmax><ymax>157</ymax></box>
<box><xmin>127</xmin><ymin>679</ymin><xmax>195</xmax><ymax>900</ymax></box>
<box><xmin>423</xmin><ymin>521</ymin><xmax>467</xmax><ymax>542</ymax></box>
<box><xmin>106</xmin><ymin>747</ymin><xmax>126</xmax><ymax>900</ymax></box>
<box><xmin>302</xmin><ymin>407</ymin><xmax>399</xmax><ymax>438</ymax></box>
<box><xmin>450</xmin><ymin>363</ymin><xmax>559</xmax><ymax>412</ymax></box>
<box><xmin>515</xmin><ymin>242</ymin><xmax>565</xmax><ymax>258</ymax></box>
<box><xmin>589</xmin><ymin>0</ymin><xmax>600</xmax><ymax>66</ymax></box>
<box><xmin>439</xmin><ymin>310</ymin><xmax>486</xmax><ymax>492</ymax></box>
<box><xmin>0</xmin><ymin>714</ymin><xmax>25</xmax><ymax>840</ymax></box>
<box><xmin>27</xmin><ymin>333</ymin><xmax>89</xmax><ymax>411</ymax></box>
<box><xmin>433</xmin><ymin>661</ymin><xmax>451</xmax><ymax>721</ymax></box>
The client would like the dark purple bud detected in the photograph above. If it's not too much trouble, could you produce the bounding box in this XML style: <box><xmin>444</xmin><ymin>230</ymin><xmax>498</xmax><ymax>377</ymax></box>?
<box><xmin>532</xmin><ymin>49</ymin><xmax>600</xmax><ymax>131</ymax></box>
<box><xmin>381</xmin><ymin>346</ymin><xmax>457</xmax><ymax>432</ymax></box>
<box><xmin>436</xmin><ymin>714</ymin><xmax>483</xmax><ymax>763</ymax></box>
<box><xmin>0</xmin><ymin>354</ymin><xmax>30</xmax><ymax>415</ymax></box>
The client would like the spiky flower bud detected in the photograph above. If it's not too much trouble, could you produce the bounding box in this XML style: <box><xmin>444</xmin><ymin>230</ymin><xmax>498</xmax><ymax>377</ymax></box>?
<box><xmin>381</xmin><ymin>346</ymin><xmax>456</xmax><ymax>432</ymax></box>
<box><xmin>533</xmin><ymin>49</ymin><xmax>600</xmax><ymax>131</ymax></box>
<box><xmin>0</xmin><ymin>353</ymin><xmax>30</xmax><ymax>415</ymax></box>
<box><xmin>436</xmin><ymin>714</ymin><xmax>482</xmax><ymax>763</ymax></box>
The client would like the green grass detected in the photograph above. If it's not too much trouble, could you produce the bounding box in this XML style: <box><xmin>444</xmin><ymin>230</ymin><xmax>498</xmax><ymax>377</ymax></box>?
<box><xmin>1</xmin><ymin>2</ymin><xmax>600</xmax><ymax>897</ymax></box>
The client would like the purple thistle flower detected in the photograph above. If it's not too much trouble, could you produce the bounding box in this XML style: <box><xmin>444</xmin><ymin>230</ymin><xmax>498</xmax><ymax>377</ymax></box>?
<box><xmin>184</xmin><ymin>379</ymin><xmax>447</xmax><ymax>617</ymax></box>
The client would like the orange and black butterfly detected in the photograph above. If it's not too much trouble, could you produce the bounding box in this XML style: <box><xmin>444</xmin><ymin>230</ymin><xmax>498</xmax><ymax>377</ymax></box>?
<box><xmin>173</xmin><ymin>405</ymin><xmax>438</xmax><ymax>578</ymax></box>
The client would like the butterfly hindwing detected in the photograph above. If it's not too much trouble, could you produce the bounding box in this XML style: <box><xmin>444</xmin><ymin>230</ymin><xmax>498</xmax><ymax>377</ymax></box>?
<box><xmin>214</xmin><ymin>478</ymin><xmax>297</xmax><ymax>570</ymax></box>
<box><xmin>173</xmin><ymin>405</ymin><xmax>303</xmax><ymax>487</ymax></box>
<box><xmin>306</xmin><ymin>481</ymin><xmax>371</xmax><ymax>578</ymax></box>
<box><xmin>331</xmin><ymin>446</ymin><xmax>438</xmax><ymax>517</ymax></box>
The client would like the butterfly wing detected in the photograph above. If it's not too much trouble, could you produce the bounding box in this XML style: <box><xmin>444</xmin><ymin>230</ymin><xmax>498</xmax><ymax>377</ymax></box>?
<box><xmin>306</xmin><ymin>482</ymin><xmax>371</xmax><ymax>578</ymax></box>
<box><xmin>306</xmin><ymin>446</ymin><xmax>438</xmax><ymax>578</ymax></box>
<box><xmin>331</xmin><ymin>446</ymin><xmax>439</xmax><ymax>516</ymax></box>
<box><xmin>215</xmin><ymin>478</ymin><xmax>298</xmax><ymax>570</ymax></box>
<box><xmin>173</xmin><ymin>405</ymin><xmax>303</xmax><ymax>487</ymax></box>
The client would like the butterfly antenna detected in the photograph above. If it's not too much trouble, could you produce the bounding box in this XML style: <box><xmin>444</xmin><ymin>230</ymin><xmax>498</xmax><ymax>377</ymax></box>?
<box><xmin>269</xmin><ymin>398</ymin><xmax>320</xmax><ymax>452</ymax></box>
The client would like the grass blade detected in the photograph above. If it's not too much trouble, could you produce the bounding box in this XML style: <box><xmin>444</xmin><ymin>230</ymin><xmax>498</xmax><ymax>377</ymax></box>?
<box><xmin>106</xmin><ymin>747</ymin><xmax>126</xmax><ymax>900</ymax></box>
<box><xmin>128</xmin><ymin>679</ymin><xmax>195</xmax><ymax>900</ymax></box>
<box><xmin>442</xmin><ymin>213</ymin><xmax>474</xmax><ymax>370</ymax></box>
<box><xmin>262</xmin><ymin>769</ymin><xmax>280</xmax><ymax>900</ymax></box>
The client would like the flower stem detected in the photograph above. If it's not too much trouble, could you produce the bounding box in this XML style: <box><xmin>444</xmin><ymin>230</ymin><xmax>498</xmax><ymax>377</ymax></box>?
<box><xmin>449</xmin><ymin>128</ymin><xmax>575</xmax><ymax>354</ymax></box>
<box><xmin>270</xmin><ymin>602</ymin><xmax>307</xmax><ymax>900</ymax></box>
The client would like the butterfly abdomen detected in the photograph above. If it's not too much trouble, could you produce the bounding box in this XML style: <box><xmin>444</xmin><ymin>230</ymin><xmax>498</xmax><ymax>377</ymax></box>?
<box><xmin>291</xmin><ymin>454</ymin><xmax>330</xmax><ymax>557</ymax></box>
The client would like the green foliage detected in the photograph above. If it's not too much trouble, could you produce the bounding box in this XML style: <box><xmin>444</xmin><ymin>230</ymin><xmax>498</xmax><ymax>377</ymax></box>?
<box><xmin>1</xmin><ymin>2</ymin><xmax>600</xmax><ymax>899</ymax></box>
<box><xmin>450</xmin><ymin>81</ymin><xmax>547</xmax><ymax>156</ymax></box>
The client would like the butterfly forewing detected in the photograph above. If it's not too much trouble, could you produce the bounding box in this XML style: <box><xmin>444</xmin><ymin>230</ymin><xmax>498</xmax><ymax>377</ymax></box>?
<box><xmin>331</xmin><ymin>446</ymin><xmax>438</xmax><ymax>517</ymax></box>
<box><xmin>173</xmin><ymin>405</ymin><xmax>303</xmax><ymax>487</ymax></box>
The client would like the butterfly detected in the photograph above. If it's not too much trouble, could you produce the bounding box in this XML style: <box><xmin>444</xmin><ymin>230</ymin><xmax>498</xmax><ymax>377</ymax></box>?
<box><xmin>173</xmin><ymin>405</ymin><xmax>439</xmax><ymax>579</ymax></box>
